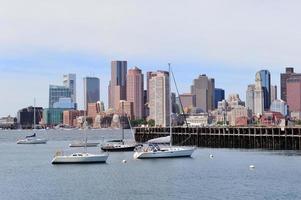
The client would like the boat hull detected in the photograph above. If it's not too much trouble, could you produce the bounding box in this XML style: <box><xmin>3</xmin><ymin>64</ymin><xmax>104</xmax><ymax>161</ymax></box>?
<box><xmin>51</xmin><ymin>154</ymin><xmax>108</xmax><ymax>164</ymax></box>
<box><xmin>17</xmin><ymin>138</ymin><xmax>47</xmax><ymax>144</ymax></box>
<box><xmin>69</xmin><ymin>142</ymin><xmax>99</xmax><ymax>147</ymax></box>
<box><xmin>101</xmin><ymin>144</ymin><xmax>136</xmax><ymax>152</ymax></box>
<box><xmin>134</xmin><ymin>147</ymin><xmax>195</xmax><ymax>159</ymax></box>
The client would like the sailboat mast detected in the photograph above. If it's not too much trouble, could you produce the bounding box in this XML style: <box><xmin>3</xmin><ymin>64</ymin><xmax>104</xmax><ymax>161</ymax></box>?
<box><xmin>168</xmin><ymin>63</ymin><xmax>172</xmax><ymax>147</ymax></box>
<box><xmin>121</xmin><ymin>101</ymin><xmax>124</xmax><ymax>145</ymax></box>
<box><xmin>33</xmin><ymin>98</ymin><xmax>36</xmax><ymax>129</ymax></box>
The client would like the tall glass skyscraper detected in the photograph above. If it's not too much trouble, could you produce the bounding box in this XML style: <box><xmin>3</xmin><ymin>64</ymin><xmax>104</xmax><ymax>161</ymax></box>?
<box><xmin>83</xmin><ymin>77</ymin><xmax>100</xmax><ymax>111</ymax></box>
<box><xmin>49</xmin><ymin>85</ymin><xmax>71</xmax><ymax>108</ymax></box>
<box><xmin>258</xmin><ymin>70</ymin><xmax>271</xmax><ymax>110</ymax></box>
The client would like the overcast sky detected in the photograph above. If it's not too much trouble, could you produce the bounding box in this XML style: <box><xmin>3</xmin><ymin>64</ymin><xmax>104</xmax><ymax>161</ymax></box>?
<box><xmin>0</xmin><ymin>0</ymin><xmax>300</xmax><ymax>116</ymax></box>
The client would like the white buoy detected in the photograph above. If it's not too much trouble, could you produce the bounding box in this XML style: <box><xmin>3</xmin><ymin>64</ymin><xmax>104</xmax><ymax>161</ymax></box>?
<box><xmin>209</xmin><ymin>154</ymin><xmax>214</xmax><ymax>159</ymax></box>
<box><xmin>249</xmin><ymin>165</ymin><xmax>255</xmax><ymax>169</ymax></box>
<box><xmin>122</xmin><ymin>160</ymin><xmax>127</xmax><ymax>163</ymax></box>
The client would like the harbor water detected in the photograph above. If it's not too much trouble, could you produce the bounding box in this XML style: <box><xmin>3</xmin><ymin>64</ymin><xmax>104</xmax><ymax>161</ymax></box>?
<box><xmin>0</xmin><ymin>129</ymin><xmax>301</xmax><ymax>200</ymax></box>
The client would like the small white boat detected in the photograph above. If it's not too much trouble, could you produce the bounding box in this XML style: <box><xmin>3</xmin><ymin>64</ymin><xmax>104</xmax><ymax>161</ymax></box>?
<box><xmin>134</xmin><ymin>143</ymin><xmax>195</xmax><ymax>159</ymax></box>
<box><xmin>17</xmin><ymin>138</ymin><xmax>47</xmax><ymax>144</ymax></box>
<box><xmin>69</xmin><ymin>141</ymin><xmax>99</xmax><ymax>147</ymax></box>
<box><xmin>51</xmin><ymin>152</ymin><xmax>108</xmax><ymax>164</ymax></box>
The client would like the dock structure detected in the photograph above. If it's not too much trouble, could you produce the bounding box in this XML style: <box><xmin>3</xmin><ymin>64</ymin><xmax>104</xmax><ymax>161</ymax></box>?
<box><xmin>135</xmin><ymin>127</ymin><xmax>301</xmax><ymax>150</ymax></box>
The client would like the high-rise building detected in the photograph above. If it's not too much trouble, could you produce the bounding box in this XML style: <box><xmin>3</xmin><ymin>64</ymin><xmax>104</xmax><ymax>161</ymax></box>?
<box><xmin>214</xmin><ymin>88</ymin><xmax>225</xmax><ymax>109</ymax></box>
<box><xmin>254</xmin><ymin>72</ymin><xmax>264</xmax><ymax>115</ymax></box>
<box><xmin>179</xmin><ymin>93</ymin><xmax>196</xmax><ymax>113</ymax></box>
<box><xmin>108</xmin><ymin>61</ymin><xmax>127</xmax><ymax>111</ymax></box>
<box><xmin>148</xmin><ymin>71</ymin><xmax>170</xmax><ymax>127</ymax></box>
<box><xmin>63</xmin><ymin>74</ymin><xmax>76</xmax><ymax>104</ymax></box>
<box><xmin>246</xmin><ymin>84</ymin><xmax>255</xmax><ymax>113</ymax></box>
<box><xmin>126</xmin><ymin>67</ymin><xmax>144</xmax><ymax>119</ymax></box>
<box><xmin>83</xmin><ymin>77</ymin><xmax>100</xmax><ymax>111</ymax></box>
<box><xmin>280</xmin><ymin>67</ymin><xmax>296</xmax><ymax>101</ymax></box>
<box><xmin>191</xmin><ymin>74</ymin><xmax>215</xmax><ymax>112</ymax></box>
<box><xmin>49</xmin><ymin>85</ymin><xmax>71</xmax><ymax>108</ymax></box>
<box><xmin>258</xmin><ymin>70</ymin><xmax>271</xmax><ymax>110</ymax></box>
<box><xmin>270</xmin><ymin>85</ymin><xmax>277</xmax><ymax>102</ymax></box>
<box><xmin>270</xmin><ymin>99</ymin><xmax>288</xmax><ymax>116</ymax></box>
<box><xmin>287</xmin><ymin>75</ymin><xmax>301</xmax><ymax>112</ymax></box>
<box><xmin>17</xmin><ymin>106</ymin><xmax>43</xmax><ymax>129</ymax></box>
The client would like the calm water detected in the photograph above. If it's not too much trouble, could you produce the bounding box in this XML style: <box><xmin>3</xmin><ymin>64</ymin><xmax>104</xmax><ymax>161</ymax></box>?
<box><xmin>1</xmin><ymin>129</ymin><xmax>301</xmax><ymax>200</ymax></box>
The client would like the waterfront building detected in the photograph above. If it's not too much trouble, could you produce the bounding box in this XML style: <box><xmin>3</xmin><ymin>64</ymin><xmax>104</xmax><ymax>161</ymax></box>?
<box><xmin>260</xmin><ymin>111</ymin><xmax>285</xmax><ymax>126</ymax></box>
<box><xmin>17</xmin><ymin>106</ymin><xmax>43</xmax><ymax>129</ymax></box>
<box><xmin>179</xmin><ymin>93</ymin><xmax>196</xmax><ymax>113</ymax></box>
<box><xmin>63</xmin><ymin>110</ymin><xmax>85</xmax><ymax>127</ymax></box>
<box><xmin>108</xmin><ymin>60</ymin><xmax>127</xmax><ymax>111</ymax></box>
<box><xmin>191</xmin><ymin>74</ymin><xmax>215</xmax><ymax>112</ymax></box>
<box><xmin>287</xmin><ymin>75</ymin><xmax>301</xmax><ymax>112</ymax></box>
<box><xmin>270</xmin><ymin>85</ymin><xmax>277</xmax><ymax>102</ymax></box>
<box><xmin>83</xmin><ymin>77</ymin><xmax>100</xmax><ymax>111</ymax></box>
<box><xmin>257</xmin><ymin>70</ymin><xmax>271</xmax><ymax>110</ymax></box>
<box><xmin>254</xmin><ymin>72</ymin><xmax>264</xmax><ymax>116</ymax></box>
<box><xmin>43</xmin><ymin>108</ymin><xmax>70</xmax><ymax>126</ymax></box>
<box><xmin>49</xmin><ymin>85</ymin><xmax>71</xmax><ymax>108</ymax></box>
<box><xmin>214</xmin><ymin>88</ymin><xmax>225</xmax><ymax>109</ymax></box>
<box><xmin>148</xmin><ymin>71</ymin><xmax>170</xmax><ymax>127</ymax></box>
<box><xmin>126</xmin><ymin>67</ymin><xmax>144</xmax><ymax>119</ymax></box>
<box><xmin>280</xmin><ymin>67</ymin><xmax>301</xmax><ymax>101</ymax></box>
<box><xmin>0</xmin><ymin>116</ymin><xmax>17</xmax><ymax>129</ymax></box>
<box><xmin>246</xmin><ymin>84</ymin><xmax>255</xmax><ymax>114</ymax></box>
<box><xmin>270</xmin><ymin>99</ymin><xmax>288</xmax><ymax>116</ymax></box>
<box><xmin>186</xmin><ymin>113</ymin><xmax>211</xmax><ymax>127</ymax></box>
<box><xmin>227</xmin><ymin>106</ymin><xmax>250</xmax><ymax>126</ymax></box>
<box><xmin>63</xmin><ymin>73</ymin><xmax>76</xmax><ymax>105</ymax></box>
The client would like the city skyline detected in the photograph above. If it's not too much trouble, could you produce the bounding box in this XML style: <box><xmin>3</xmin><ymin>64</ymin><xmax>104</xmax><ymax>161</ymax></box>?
<box><xmin>1</xmin><ymin>0</ymin><xmax>300</xmax><ymax>116</ymax></box>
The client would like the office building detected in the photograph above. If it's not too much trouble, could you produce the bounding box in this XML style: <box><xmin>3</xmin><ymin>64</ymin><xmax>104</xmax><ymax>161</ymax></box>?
<box><xmin>126</xmin><ymin>67</ymin><xmax>144</xmax><ymax>119</ymax></box>
<box><xmin>63</xmin><ymin>73</ymin><xmax>76</xmax><ymax>104</ymax></box>
<box><xmin>49</xmin><ymin>85</ymin><xmax>71</xmax><ymax>108</ymax></box>
<box><xmin>246</xmin><ymin>84</ymin><xmax>255</xmax><ymax>114</ymax></box>
<box><xmin>270</xmin><ymin>99</ymin><xmax>288</xmax><ymax>116</ymax></box>
<box><xmin>148</xmin><ymin>71</ymin><xmax>170</xmax><ymax>127</ymax></box>
<box><xmin>254</xmin><ymin>72</ymin><xmax>264</xmax><ymax>115</ymax></box>
<box><xmin>270</xmin><ymin>85</ymin><xmax>277</xmax><ymax>102</ymax></box>
<box><xmin>108</xmin><ymin>61</ymin><xmax>127</xmax><ymax>111</ymax></box>
<box><xmin>17</xmin><ymin>106</ymin><xmax>43</xmax><ymax>129</ymax></box>
<box><xmin>287</xmin><ymin>75</ymin><xmax>301</xmax><ymax>112</ymax></box>
<box><xmin>280</xmin><ymin>67</ymin><xmax>299</xmax><ymax>101</ymax></box>
<box><xmin>83</xmin><ymin>77</ymin><xmax>100</xmax><ymax>111</ymax></box>
<box><xmin>258</xmin><ymin>70</ymin><xmax>271</xmax><ymax>110</ymax></box>
<box><xmin>214</xmin><ymin>88</ymin><xmax>225</xmax><ymax>109</ymax></box>
<box><xmin>191</xmin><ymin>74</ymin><xmax>215</xmax><ymax>112</ymax></box>
<box><xmin>179</xmin><ymin>93</ymin><xmax>196</xmax><ymax>113</ymax></box>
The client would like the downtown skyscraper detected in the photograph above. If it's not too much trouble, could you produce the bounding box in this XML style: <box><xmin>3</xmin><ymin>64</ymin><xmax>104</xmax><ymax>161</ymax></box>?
<box><xmin>126</xmin><ymin>67</ymin><xmax>144</xmax><ymax>119</ymax></box>
<box><xmin>63</xmin><ymin>73</ymin><xmax>76</xmax><ymax>106</ymax></box>
<box><xmin>190</xmin><ymin>74</ymin><xmax>215</xmax><ymax>112</ymax></box>
<box><xmin>83</xmin><ymin>77</ymin><xmax>100</xmax><ymax>111</ymax></box>
<box><xmin>108</xmin><ymin>61</ymin><xmax>127</xmax><ymax>111</ymax></box>
<box><xmin>148</xmin><ymin>71</ymin><xmax>170</xmax><ymax>127</ymax></box>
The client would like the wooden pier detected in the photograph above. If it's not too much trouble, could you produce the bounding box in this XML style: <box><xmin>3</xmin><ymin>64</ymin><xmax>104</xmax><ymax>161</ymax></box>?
<box><xmin>135</xmin><ymin>127</ymin><xmax>301</xmax><ymax>150</ymax></box>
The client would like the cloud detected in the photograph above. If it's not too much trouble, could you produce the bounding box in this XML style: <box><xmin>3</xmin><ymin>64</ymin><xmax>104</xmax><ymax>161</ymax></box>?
<box><xmin>0</xmin><ymin>0</ymin><xmax>300</xmax><ymax>115</ymax></box>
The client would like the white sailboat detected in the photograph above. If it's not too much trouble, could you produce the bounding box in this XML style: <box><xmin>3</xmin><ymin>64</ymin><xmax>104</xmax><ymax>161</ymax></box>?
<box><xmin>17</xmin><ymin>98</ymin><xmax>47</xmax><ymax>144</ymax></box>
<box><xmin>52</xmin><ymin>119</ymin><xmax>108</xmax><ymax>164</ymax></box>
<box><xmin>133</xmin><ymin>64</ymin><xmax>195</xmax><ymax>159</ymax></box>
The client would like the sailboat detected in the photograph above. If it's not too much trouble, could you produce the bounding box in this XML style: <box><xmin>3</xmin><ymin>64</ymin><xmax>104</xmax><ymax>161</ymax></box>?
<box><xmin>101</xmin><ymin>102</ymin><xmax>137</xmax><ymax>152</ymax></box>
<box><xmin>52</xmin><ymin>118</ymin><xmax>108</xmax><ymax>164</ymax></box>
<box><xmin>133</xmin><ymin>64</ymin><xmax>195</xmax><ymax>159</ymax></box>
<box><xmin>17</xmin><ymin>99</ymin><xmax>47</xmax><ymax>144</ymax></box>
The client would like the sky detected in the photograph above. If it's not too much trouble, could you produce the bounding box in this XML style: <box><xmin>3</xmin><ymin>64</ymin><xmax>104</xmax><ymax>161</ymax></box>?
<box><xmin>0</xmin><ymin>0</ymin><xmax>301</xmax><ymax>116</ymax></box>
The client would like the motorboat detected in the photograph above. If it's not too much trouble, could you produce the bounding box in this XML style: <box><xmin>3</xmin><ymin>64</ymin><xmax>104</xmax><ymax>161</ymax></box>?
<box><xmin>51</xmin><ymin>151</ymin><xmax>108</xmax><ymax>164</ymax></box>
